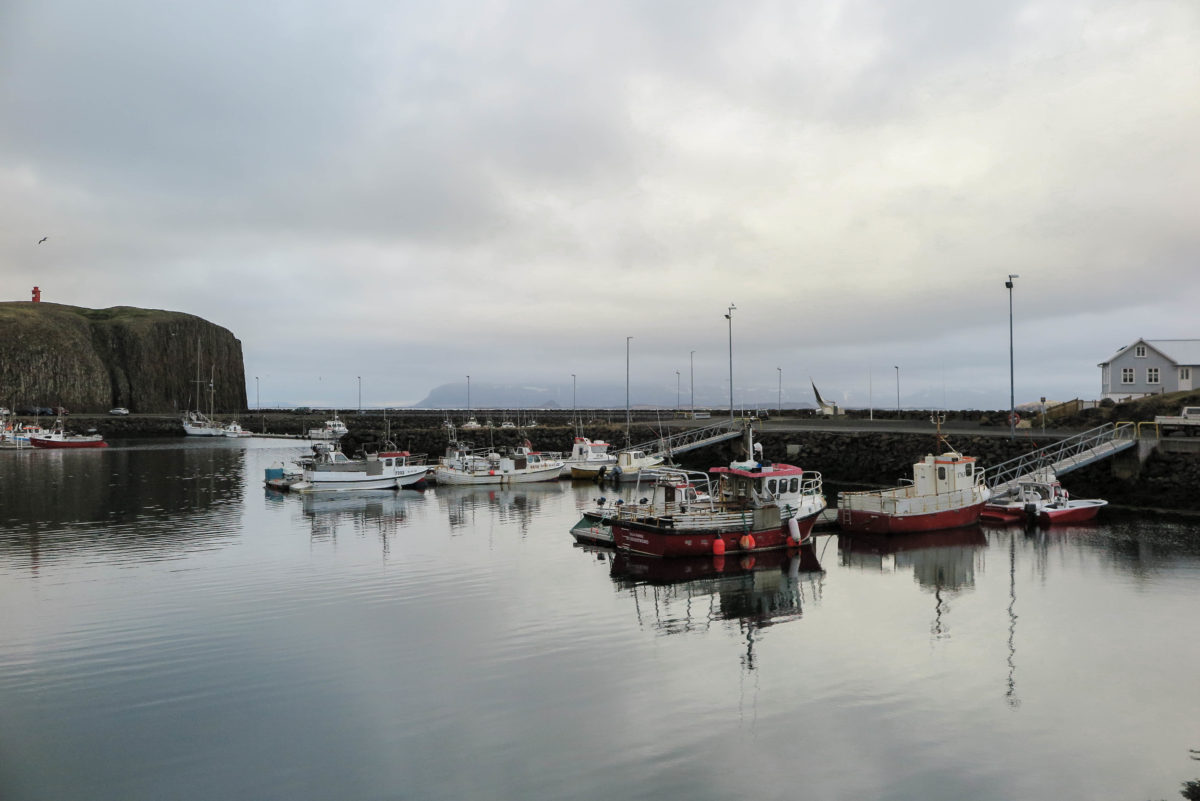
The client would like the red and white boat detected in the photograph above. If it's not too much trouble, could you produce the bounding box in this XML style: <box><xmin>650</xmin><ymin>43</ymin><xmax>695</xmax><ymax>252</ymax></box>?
<box><xmin>29</xmin><ymin>419</ymin><xmax>108</xmax><ymax>449</ymax></box>
<box><xmin>837</xmin><ymin>432</ymin><xmax>989</xmax><ymax>535</ymax></box>
<box><xmin>981</xmin><ymin>469</ymin><xmax>1106</xmax><ymax>525</ymax></box>
<box><xmin>609</xmin><ymin>426</ymin><xmax>827</xmax><ymax>558</ymax></box>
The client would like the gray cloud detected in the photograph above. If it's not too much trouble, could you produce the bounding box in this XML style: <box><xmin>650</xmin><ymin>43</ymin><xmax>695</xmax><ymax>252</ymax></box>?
<box><xmin>2</xmin><ymin>0</ymin><xmax>1198</xmax><ymax>408</ymax></box>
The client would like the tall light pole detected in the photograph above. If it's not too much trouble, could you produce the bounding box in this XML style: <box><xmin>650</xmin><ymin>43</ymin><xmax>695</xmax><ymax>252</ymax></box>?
<box><xmin>777</xmin><ymin>367</ymin><xmax>782</xmax><ymax>416</ymax></box>
<box><xmin>894</xmin><ymin>365</ymin><xmax>900</xmax><ymax>415</ymax></box>
<box><xmin>675</xmin><ymin>370</ymin><xmax>680</xmax><ymax>410</ymax></box>
<box><xmin>571</xmin><ymin>373</ymin><xmax>576</xmax><ymax>420</ymax></box>
<box><xmin>1007</xmin><ymin>274</ymin><xmax>1020</xmax><ymax>439</ymax></box>
<box><xmin>625</xmin><ymin>336</ymin><xmax>633</xmax><ymax>440</ymax></box>
<box><xmin>466</xmin><ymin>375</ymin><xmax>470</xmax><ymax>416</ymax></box>
<box><xmin>868</xmin><ymin>367</ymin><xmax>873</xmax><ymax>421</ymax></box>
<box><xmin>357</xmin><ymin>375</ymin><xmax>361</xmax><ymax>414</ymax></box>
<box><xmin>689</xmin><ymin>350</ymin><xmax>695</xmax><ymax>416</ymax></box>
<box><xmin>255</xmin><ymin>376</ymin><xmax>259</xmax><ymax>410</ymax></box>
<box><xmin>725</xmin><ymin>303</ymin><xmax>736</xmax><ymax>421</ymax></box>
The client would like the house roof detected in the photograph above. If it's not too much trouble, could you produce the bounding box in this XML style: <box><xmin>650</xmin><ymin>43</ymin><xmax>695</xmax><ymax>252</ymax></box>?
<box><xmin>1100</xmin><ymin>339</ymin><xmax>1200</xmax><ymax>366</ymax></box>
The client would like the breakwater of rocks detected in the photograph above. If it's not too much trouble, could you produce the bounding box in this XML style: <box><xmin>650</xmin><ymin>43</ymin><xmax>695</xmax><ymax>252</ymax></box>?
<box><xmin>38</xmin><ymin>413</ymin><xmax>1200</xmax><ymax>513</ymax></box>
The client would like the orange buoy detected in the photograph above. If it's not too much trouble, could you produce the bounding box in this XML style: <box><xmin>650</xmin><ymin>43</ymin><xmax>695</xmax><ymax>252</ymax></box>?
<box><xmin>739</xmin><ymin>534</ymin><xmax>756</xmax><ymax>550</ymax></box>
<box><xmin>786</xmin><ymin>535</ymin><xmax>799</xmax><ymax>547</ymax></box>
<box><xmin>712</xmin><ymin>537</ymin><xmax>726</xmax><ymax>555</ymax></box>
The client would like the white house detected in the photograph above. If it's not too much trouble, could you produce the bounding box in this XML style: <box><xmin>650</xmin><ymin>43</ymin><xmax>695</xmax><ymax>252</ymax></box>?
<box><xmin>1098</xmin><ymin>338</ymin><xmax>1200</xmax><ymax>400</ymax></box>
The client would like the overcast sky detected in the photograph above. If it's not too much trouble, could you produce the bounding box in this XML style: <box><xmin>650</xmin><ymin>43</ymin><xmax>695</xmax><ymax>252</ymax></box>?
<box><xmin>3</xmin><ymin>0</ymin><xmax>1198</xmax><ymax>410</ymax></box>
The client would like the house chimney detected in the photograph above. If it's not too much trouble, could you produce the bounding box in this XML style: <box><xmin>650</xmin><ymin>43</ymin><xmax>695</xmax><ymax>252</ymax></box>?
<box><xmin>31</xmin><ymin>286</ymin><xmax>41</xmax><ymax>302</ymax></box>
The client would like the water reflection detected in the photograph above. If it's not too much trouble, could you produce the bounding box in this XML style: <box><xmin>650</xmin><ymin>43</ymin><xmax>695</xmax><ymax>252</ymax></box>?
<box><xmin>0</xmin><ymin>445</ymin><xmax>247</xmax><ymax>572</ymax></box>
<box><xmin>289</xmin><ymin>489</ymin><xmax>428</xmax><ymax>552</ymax></box>
<box><xmin>433</xmin><ymin>483</ymin><xmax>566</xmax><ymax>533</ymax></box>
<box><xmin>606</xmin><ymin>544</ymin><xmax>825</xmax><ymax>671</ymax></box>
<box><xmin>839</xmin><ymin>526</ymin><xmax>988</xmax><ymax>641</ymax></box>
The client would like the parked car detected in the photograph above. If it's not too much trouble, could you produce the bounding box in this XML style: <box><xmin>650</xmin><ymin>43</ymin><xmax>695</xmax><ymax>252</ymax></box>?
<box><xmin>54</xmin><ymin>406</ymin><xmax>69</xmax><ymax>415</ymax></box>
<box><xmin>109</xmin><ymin>407</ymin><xmax>130</xmax><ymax>416</ymax></box>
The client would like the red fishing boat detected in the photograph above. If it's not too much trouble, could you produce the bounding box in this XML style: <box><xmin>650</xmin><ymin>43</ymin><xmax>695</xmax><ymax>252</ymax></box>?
<box><xmin>29</xmin><ymin>419</ymin><xmax>108</xmax><ymax>449</ymax></box>
<box><xmin>837</xmin><ymin>420</ymin><xmax>989</xmax><ymax>535</ymax></box>
<box><xmin>981</xmin><ymin>468</ymin><xmax>1106</xmax><ymax>525</ymax></box>
<box><xmin>608</xmin><ymin>426</ymin><xmax>827</xmax><ymax>558</ymax></box>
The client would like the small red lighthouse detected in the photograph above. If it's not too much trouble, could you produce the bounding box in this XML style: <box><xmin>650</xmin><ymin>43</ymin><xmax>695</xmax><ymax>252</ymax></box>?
<box><xmin>31</xmin><ymin>286</ymin><xmax>41</xmax><ymax>302</ymax></box>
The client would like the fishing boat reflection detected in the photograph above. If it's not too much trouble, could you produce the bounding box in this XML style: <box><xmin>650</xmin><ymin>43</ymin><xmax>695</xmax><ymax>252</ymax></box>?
<box><xmin>606</xmin><ymin>543</ymin><xmax>825</xmax><ymax>671</ymax></box>
<box><xmin>435</xmin><ymin>483</ymin><xmax>566</xmax><ymax>533</ymax></box>
<box><xmin>839</xmin><ymin>526</ymin><xmax>987</xmax><ymax>639</ymax></box>
<box><xmin>299</xmin><ymin>488</ymin><xmax>426</xmax><ymax>548</ymax></box>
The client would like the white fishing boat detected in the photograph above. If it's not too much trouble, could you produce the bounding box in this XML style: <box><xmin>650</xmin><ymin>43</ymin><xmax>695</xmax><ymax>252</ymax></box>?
<box><xmin>274</xmin><ymin>443</ymin><xmax>429</xmax><ymax>492</ymax></box>
<box><xmin>307</xmin><ymin>413</ymin><xmax>348</xmax><ymax>440</ymax></box>
<box><xmin>571</xmin><ymin>448</ymin><xmax>663</xmax><ymax>482</ymax></box>
<box><xmin>435</xmin><ymin>441</ymin><xmax>563</xmax><ymax>485</ymax></box>
<box><xmin>558</xmin><ymin>436</ymin><xmax>617</xmax><ymax>478</ymax></box>
<box><xmin>223</xmin><ymin>421</ymin><xmax>253</xmax><ymax>438</ymax></box>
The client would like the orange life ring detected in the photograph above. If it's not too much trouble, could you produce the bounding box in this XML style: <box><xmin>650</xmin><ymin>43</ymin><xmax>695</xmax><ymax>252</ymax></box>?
<box><xmin>1009</xmin><ymin>412</ymin><xmax>1021</xmax><ymax>426</ymax></box>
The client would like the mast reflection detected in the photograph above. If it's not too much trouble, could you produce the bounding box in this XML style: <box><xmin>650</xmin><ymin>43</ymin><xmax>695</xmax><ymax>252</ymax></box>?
<box><xmin>606</xmin><ymin>543</ymin><xmax>825</xmax><ymax>670</ymax></box>
<box><xmin>838</xmin><ymin>526</ymin><xmax>987</xmax><ymax>639</ymax></box>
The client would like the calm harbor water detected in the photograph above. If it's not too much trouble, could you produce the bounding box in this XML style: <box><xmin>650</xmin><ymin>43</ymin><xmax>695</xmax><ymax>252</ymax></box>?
<box><xmin>2</xmin><ymin>440</ymin><xmax>1199</xmax><ymax>801</ymax></box>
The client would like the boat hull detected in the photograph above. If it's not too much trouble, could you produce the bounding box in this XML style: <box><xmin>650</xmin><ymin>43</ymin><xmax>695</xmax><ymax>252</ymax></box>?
<box><xmin>837</xmin><ymin>502</ymin><xmax>985</xmax><ymax>535</ymax></box>
<box><xmin>569</xmin><ymin>512</ymin><xmax>613</xmax><ymax>546</ymax></box>
<box><xmin>611</xmin><ymin>510</ymin><xmax>820</xmax><ymax>558</ymax></box>
<box><xmin>1039</xmin><ymin>500</ymin><xmax>1107</xmax><ymax>524</ymax></box>
<box><xmin>29</xmin><ymin>437</ymin><xmax>108</xmax><ymax>449</ymax></box>
<box><xmin>435</xmin><ymin>464</ymin><xmax>562</xmax><ymax>485</ymax></box>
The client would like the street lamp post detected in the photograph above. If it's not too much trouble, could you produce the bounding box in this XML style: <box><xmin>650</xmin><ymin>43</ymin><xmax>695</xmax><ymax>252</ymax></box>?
<box><xmin>255</xmin><ymin>376</ymin><xmax>259</xmax><ymax>410</ymax></box>
<box><xmin>675</xmin><ymin>371</ymin><xmax>680</xmax><ymax>410</ymax></box>
<box><xmin>725</xmin><ymin>303</ymin><xmax>736</xmax><ymax>421</ymax></box>
<box><xmin>357</xmin><ymin>375</ymin><xmax>361</xmax><ymax>414</ymax></box>
<box><xmin>625</xmin><ymin>337</ymin><xmax>633</xmax><ymax>441</ymax></box>
<box><xmin>777</xmin><ymin>367</ymin><xmax>782</xmax><ymax>416</ymax></box>
<box><xmin>571</xmin><ymin>373</ymin><xmax>576</xmax><ymax>421</ymax></box>
<box><xmin>689</xmin><ymin>350</ymin><xmax>695</xmax><ymax>416</ymax></box>
<box><xmin>1007</xmin><ymin>274</ymin><xmax>1020</xmax><ymax>439</ymax></box>
<box><xmin>894</xmin><ymin>365</ymin><xmax>900</xmax><ymax>415</ymax></box>
<box><xmin>466</xmin><ymin>375</ymin><xmax>470</xmax><ymax>417</ymax></box>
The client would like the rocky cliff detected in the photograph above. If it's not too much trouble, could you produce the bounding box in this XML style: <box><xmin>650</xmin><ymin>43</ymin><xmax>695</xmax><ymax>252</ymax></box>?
<box><xmin>0</xmin><ymin>302</ymin><xmax>246</xmax><ymax>413</ymax></box>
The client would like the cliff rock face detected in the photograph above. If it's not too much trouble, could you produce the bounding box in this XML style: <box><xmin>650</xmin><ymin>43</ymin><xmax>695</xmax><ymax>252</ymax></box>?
<box><xmin>0</xmin><ymin>302</ymin><xmax>246</xmax><ymax>413</ymax></box>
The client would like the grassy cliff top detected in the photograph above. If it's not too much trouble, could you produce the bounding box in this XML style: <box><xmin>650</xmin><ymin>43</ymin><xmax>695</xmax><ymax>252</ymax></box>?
<box><xmin>0</xmin><ymin>302</ymin><xmax>196</xmax><ymax>325</ymax></box>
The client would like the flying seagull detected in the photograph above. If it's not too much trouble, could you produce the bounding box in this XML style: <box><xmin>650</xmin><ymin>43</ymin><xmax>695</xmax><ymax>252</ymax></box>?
<box><xmin>37</xmin><ymin>237</ymin><xmax>47</xmax><ymax>244</ymax></box>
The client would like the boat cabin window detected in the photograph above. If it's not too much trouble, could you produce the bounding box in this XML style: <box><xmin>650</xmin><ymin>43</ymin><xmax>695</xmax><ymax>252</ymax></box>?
<box><xmin>384</xmin><ymin>458</ymin><xmax>393</xmax><ymax>467</ymax></box>
<box><xmin>790</xmin><ymin>478</ymin><xmax>799</xmax><ymax>493</ymax></box>
<box><xmin>767</xmin><ymin>479</ymin><xmax>777</xmax><ymax>494</ymax></box>
<box><xmin>964</xmin><ymin>463</ymin><xmax>973</xmax><ymax>477</ymax></box>
<box><xmin>938</xmin><ymin>466</ymin><xmax>946</xmax><ymax>481</ymax></box>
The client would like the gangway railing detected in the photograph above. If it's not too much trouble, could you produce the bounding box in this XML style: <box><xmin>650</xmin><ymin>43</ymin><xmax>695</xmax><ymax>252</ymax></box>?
<box><xmin>983</xmin><ymin>422</ymin><xmax>1137</xmax><ymax>495</ymax></box>
<box><xmin>623</xmin><ymin>418</ymin><xmax>745</xmax><ymax>459</ymax></box>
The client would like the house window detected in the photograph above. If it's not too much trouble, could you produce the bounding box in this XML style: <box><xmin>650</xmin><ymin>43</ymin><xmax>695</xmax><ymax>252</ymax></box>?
<box><xmin>1121</xmin><ymin>368</ymin><xmax>1135</xmax><ymax>384</ymax></box>
<box><xmin>1135</xmin><ymin>345</ymin><xmax>1147</xmax><ymax>357</ymax></box>
<box><xmin>1183</xmin><ymin>368</ymin><xmax>1192</xmax><ymax>381</ymax></box>
<box><xmin>1148</xmin><ymin>368</ymin><xmax>1160</xmax><ymax>384</ymax></box>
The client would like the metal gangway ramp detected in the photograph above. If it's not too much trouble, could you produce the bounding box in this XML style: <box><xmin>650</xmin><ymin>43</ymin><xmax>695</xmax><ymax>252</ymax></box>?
<box><xmin>984</xmin><ymin>422</ymin><xmax>1137</xmax><ymax>496</ymax></box>
<box><xmin>623</xmin><ymin>418</ymin><xmax>745</xmax><ymax>459</ymax></box>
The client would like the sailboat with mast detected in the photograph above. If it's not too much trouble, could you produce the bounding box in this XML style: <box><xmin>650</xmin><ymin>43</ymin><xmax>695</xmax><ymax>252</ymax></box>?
<box><xmin>181</xmin><ymin>340</ymin><xmax>225</xmax><ymax>436</ymax></box>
